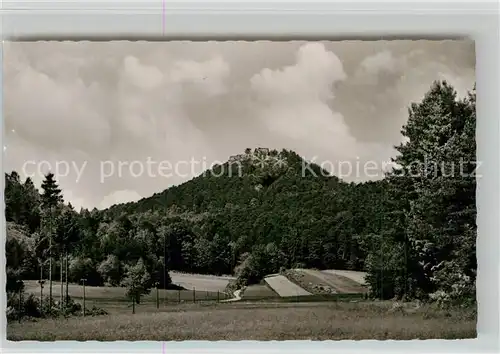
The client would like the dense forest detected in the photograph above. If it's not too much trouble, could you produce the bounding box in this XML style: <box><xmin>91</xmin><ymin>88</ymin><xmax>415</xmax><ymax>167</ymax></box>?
<box><xmin>6</xmin><ymin>81</ymin><xmax>477</xmax><ymax>305</ymax></box>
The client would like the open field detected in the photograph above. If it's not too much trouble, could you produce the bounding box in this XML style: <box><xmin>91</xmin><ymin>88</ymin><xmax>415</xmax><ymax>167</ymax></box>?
<box><xmin>322</xmin><ymin>269</ymin><xmax>367</xmax><ymax>285</ymax></box>
<box><xmin>23</xmin><ymin>280</ymin><xmax>232</xmax><ymax>304</ymax></box>
<box><xmin>24</xmin><ymin>272</ymin><xmax>233</xmax><ymax>298</ymax></box>
<box><xmin>7</xmin><ymin>301</ymin><xmax>476</xmax><ymax>341</ymax></box>
<box><xmin>234</xmin><ymin>268</ymin><xmax>368</xmax><ymax>302</ymax></box>
<box><xmin>170</xmin><ymin>272</ymin><xmax>235</xmax><ymax>292</ymax></box>
<box><xmin>240</xmin><ymin>284</ymin><xmax>279</xmax><ymax>300</ymax></box>
<box><xmin>264</xmin><ymin>274</ymin><xmax>311</xmax><ymax>297</ymax></box>
<box><xmin>22</xmin><ymin>272</ymin><xmax>235</xmax><ymax>303</ymax></box>
<box><xmin>291</xmin><ymin>269</ymin><xmax>368</xmax><ymax>294</ymax></box>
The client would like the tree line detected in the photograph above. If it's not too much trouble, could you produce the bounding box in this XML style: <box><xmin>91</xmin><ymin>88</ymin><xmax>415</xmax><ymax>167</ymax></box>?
<box><xmin>6</xmin><ymin>80</ymin><xmax>476</xmax><ymax>306</ymax></box>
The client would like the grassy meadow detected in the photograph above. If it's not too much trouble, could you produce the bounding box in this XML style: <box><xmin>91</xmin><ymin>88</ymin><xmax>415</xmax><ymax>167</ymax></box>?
<box><xmin>10</xmin><ymin>271</ymin><xmax>476</xmax><ymax>341</ymax></box>
<box><xmin>7</xmin><ymin>300</ymin><xmax>476</xmax><ymax>341</ymax></box>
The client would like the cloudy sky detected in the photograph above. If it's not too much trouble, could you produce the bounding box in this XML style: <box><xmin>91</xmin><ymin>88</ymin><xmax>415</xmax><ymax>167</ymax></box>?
<box><xmin>3</xmin><ymin>40</ymin><xmax>475</xmax><ymax>210</ymax></box>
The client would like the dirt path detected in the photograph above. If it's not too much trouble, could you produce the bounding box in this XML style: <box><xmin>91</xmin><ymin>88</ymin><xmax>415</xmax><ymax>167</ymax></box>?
<box><xmin>221</xmin><ymin>289</ymin><xmax>242</xmax><ymax>302</ymax></box>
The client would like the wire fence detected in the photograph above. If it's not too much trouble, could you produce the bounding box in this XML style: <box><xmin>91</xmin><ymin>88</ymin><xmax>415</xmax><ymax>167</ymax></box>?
<box><xmin>85</xmin><ymin>287</ymin><xmax>234</xmax><ymax>314</ymax></box>
<box><xmin>10</xmin><ymin>282</ymin><xmax>235</xmax><ymax>320</ymax></box>
<box><xmin>11</xmin><ymin>280</ymin><xmax>368</xmax><ymax>322</ymax></box>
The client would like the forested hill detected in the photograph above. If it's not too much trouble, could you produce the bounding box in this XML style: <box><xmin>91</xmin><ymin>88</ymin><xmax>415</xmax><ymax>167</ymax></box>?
<box><xmin>6</xmin><ymin>147</ymin><xmax>388</xmax><ymax>287</ymax></box>
<box><xmin>105</xmin><ymin>148</ymin><xmax>337</xmax><ymax>216</ymax></box>
<box><xmin>6</xmin><ymin>81</ymin><xmax>477</xmax><ymax>304</ymax></box>
<box><xmin>109</xmin><ymin>148</ymin><xmax>391</xmax><ymax>259</ymax></box>
<box><xmin>100</xmin><ymin>147</ymin><xmax>389</xmax><ymax>274</ymax></box>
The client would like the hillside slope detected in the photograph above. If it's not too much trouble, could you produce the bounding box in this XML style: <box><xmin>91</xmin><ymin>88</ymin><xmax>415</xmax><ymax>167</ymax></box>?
<box><xmin>100</xmin><ymin>148</ymin><xmax>389</xmax><ymax>277</ymax></box>
<box><xmin>5</xmin><ymin>148</ymin><xmax>389</xmax><ymax>290</ymax></box>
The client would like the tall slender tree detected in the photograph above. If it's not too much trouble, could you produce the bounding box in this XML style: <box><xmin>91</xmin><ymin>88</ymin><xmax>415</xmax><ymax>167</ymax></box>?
<box><xmin>40</xmin><ymin>172</ymin><xmax>64</xmax><ymax>305</ymax></box>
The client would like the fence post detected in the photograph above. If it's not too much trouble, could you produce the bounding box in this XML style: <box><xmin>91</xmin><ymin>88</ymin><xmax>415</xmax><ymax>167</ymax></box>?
<box><xmin>18</xmin><ymin>289</ymin><xmax>22</xmax><ymax>323</ymax></box>
<box><xmin>17</xmin><ymin>280</ymin><xmax>23</xmax><ymax>323</ymax></box>
<box><xmin>80</xmin><ymin>278</ymin><xmax>87</xmax><ymax>317</ymax></box>
<box><xmin>193</xmin><ymin>287</ymin><xmax>196</xmax><ymax>303</ymax></box>
<box><xmin>38</xmin><ymin>280</ymin><xmax>45</xmax><ymax>316</ymax></box>
<box><xmin>217</xmin><ymin>290</ymin><xmax>220</xmax><ymax>303</ymax></box>
<box><xmin>178</xmin><ymin>289</ymin><xmax>181</xmax><ymax>303</ymax></box>
<box><xmin>155</xmin><ymin>282</ymin><xmax>159</xmax><ymax>309</ymax></box>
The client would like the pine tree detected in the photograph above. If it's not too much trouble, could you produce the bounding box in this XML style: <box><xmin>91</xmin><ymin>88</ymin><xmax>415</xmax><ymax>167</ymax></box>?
<box><xmin>21</xmin><ymin>177</ymin><xmax>41</xmax><ymax>233</ymax></box>
<box><xmin>40</xmin><ymin>172</ymin><xmax>64</xmax><ymax>305</ymax></box>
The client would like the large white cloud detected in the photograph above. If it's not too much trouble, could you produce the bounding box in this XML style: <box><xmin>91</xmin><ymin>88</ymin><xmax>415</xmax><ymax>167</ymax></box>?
<box><xmin>250</xmin><ymin>42</ymin><xmax>393</xmax><ymax>175</ymax></box>
<box><xmin>3</xmin><ymin>40</ymin><xmax>475</xmax><ymax>208</ymax></box>
<box><xmin>4</xmin><ymin>42</ymin><xmax>231</xmax><ymax>209</ymax></box>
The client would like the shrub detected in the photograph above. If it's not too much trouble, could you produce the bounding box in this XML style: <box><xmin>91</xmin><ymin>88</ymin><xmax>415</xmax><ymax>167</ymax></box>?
<box><xmin>86</xmin><ymin>306</ymin><xmax>109</xmax><ymax>316</ymax></box>
<box><xmin>233</xmin><ymin>245</ymin><xmax>285</xmax><ymax>287</ymax></box>
<box><xmin>6</xmin><ymin>268</ymin><xmax>25</xmax><ymax>293</ymax></box>
<box><xmin>69</xmin><ymin>257</ymin><xmax>103</xmax><ymax>286</ymax></box>
<box><xmin>97</xmin><ymin>255</ymin><xmax>123</xmax><ymax>286</ymax></box>
<box><xmin>6</xmin><ymin>292</ymin><xmax>107</xmax><ymax>322</ymax></box>
<box><xmin>429</xmin><ymin>261</ymin><xmax>476</xmax><ymax>308</ymax></box>
<box><xmin>7</xmin><ymin>293</ymin><xmax>42</xmax><ymax>321</ymax></box>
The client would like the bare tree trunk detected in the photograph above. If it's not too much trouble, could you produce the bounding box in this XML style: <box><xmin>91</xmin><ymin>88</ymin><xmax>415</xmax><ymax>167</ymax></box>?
<box><xmin>60</xmin><ymin>254</ymin><xmax>64</xmax><ymax>308</ymax></box>
<box><xmin>65</xmin><ymin>250</ymin><xmax>69</xmax><ymax>306</ymax></box>
<box><xmin>48</xmin><ymin>206</ymin><xmax>53</xmax><ymax>306</ymax></box>
<box><xmin>48</xmin><ymin>246</ymin><xmax>52</xmax><ymax>304</ymax></box>
<box><xmin>39</xmin><ymin>261</ymin><xmax>44</xmax><ymax>315</ymax></box>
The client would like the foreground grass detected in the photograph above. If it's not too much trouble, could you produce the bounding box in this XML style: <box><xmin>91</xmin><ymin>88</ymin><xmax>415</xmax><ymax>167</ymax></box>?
<box><xmin>7</xmin><ymin>301</ymin><xmax>476</xmax><ymax>341</ymax></box>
